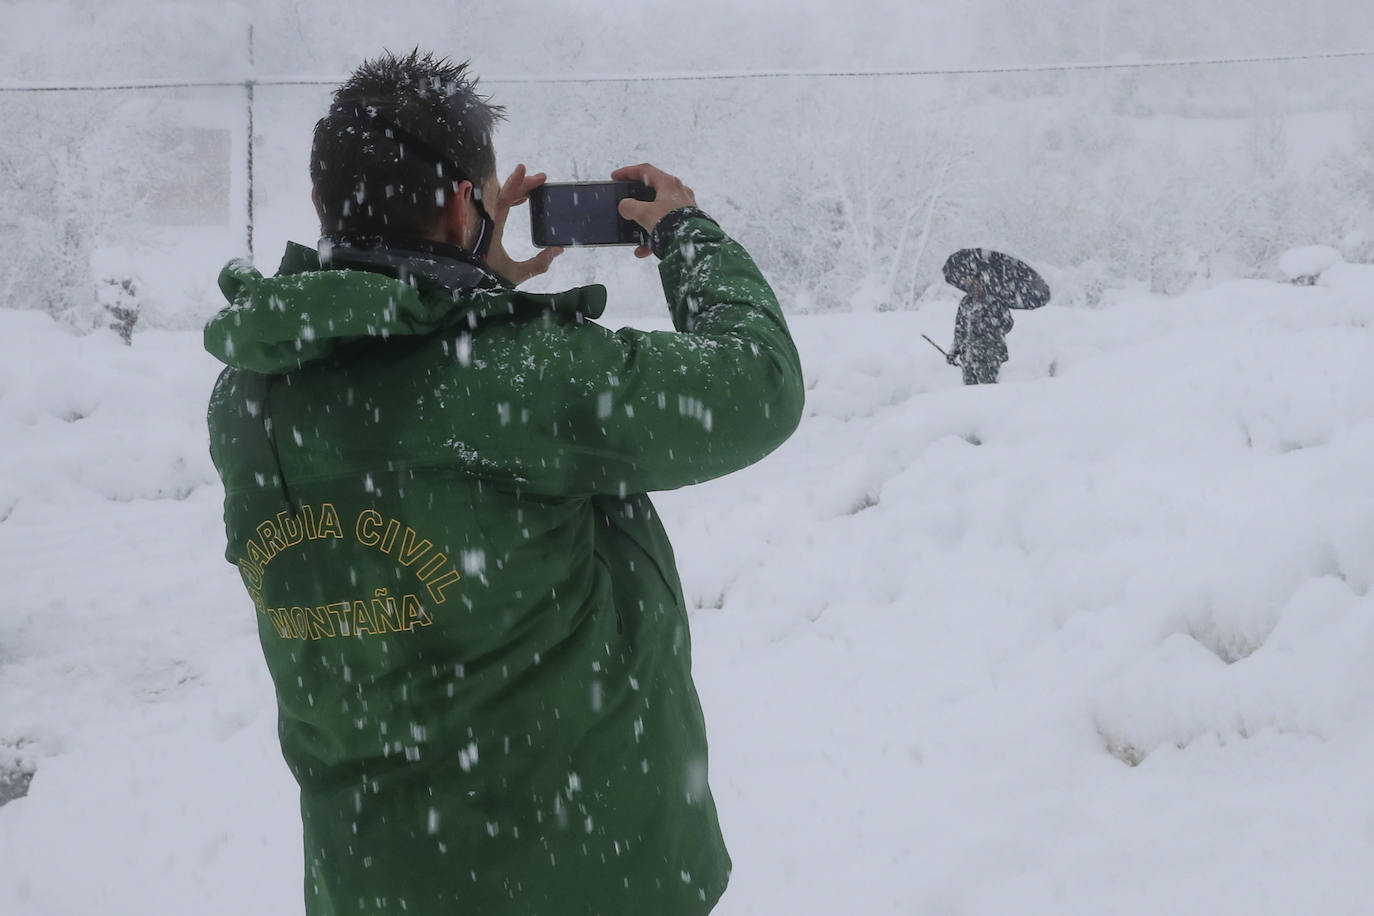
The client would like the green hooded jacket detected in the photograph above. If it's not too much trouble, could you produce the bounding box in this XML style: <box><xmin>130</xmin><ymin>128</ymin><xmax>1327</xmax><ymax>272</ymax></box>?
<box><xmin>204</xmin><ymin>214</ymin><xmax>804</xmax><ymax>916</ymax></box>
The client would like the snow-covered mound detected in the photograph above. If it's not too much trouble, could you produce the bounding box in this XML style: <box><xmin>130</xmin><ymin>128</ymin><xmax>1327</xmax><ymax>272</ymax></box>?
<box><xmin>1278</xmin><ymin>245</ymin><xmax>1342</xmax><ymax>282</ymax></box>
<box><xmin>3</xmin><ymin>269</ymin><xmax>1374</xmax><ymax>914</ymax></box>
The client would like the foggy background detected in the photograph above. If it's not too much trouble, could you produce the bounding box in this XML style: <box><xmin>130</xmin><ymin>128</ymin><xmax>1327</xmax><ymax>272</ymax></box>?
<box><xmin>2</xmin><ymin>0</ymin><xmax>1372</xmax><ymax>328</ymax></box>
<box><xmin>6</xmin><ymin>7</ymin><xmax>1374</xmax><ymax>914</ymax></box>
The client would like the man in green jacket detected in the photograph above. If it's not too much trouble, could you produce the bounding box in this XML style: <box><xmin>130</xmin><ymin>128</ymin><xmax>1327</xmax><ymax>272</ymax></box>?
<box><xmin>204</xmin><ymin>51</ymin><xmax>803</xmax><ymax>916</ymax></box>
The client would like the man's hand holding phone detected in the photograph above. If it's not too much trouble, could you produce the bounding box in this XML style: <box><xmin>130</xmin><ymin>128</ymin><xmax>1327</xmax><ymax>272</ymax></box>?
<box><xmin>524</xmin><ymin>162</ymin><xmax>699</xmax><ymax>259</ymax></box>
<box><xmin>612</xmin><ymin>163</ymin><xmax>699</xmax><ymax>259</ymax></box>
<box><xmin>486</xmin><ymin>163</ymin><xmax>563</xmax><ymax>286</ymax></box>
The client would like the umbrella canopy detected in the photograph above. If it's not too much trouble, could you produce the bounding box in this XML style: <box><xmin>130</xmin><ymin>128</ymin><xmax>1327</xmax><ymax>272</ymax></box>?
<box><xmin>942</xmin><ymin>248</ymin><xmax>1051</xmax><ymax>310</ymax></box>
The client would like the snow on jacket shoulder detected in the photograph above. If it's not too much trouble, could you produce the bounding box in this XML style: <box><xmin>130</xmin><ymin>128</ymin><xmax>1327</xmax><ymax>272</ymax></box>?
<box><xmin>203</xmin><ymin>215</ymin><xmax>802</xmax><ymax>916</ymax></box>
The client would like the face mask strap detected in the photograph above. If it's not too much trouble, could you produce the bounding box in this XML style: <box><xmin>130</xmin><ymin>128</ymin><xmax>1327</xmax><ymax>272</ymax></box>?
<box><xmin>469</xmin><ymin>185</ymin><xmax>496</xmax><ymax>260</ymax></box>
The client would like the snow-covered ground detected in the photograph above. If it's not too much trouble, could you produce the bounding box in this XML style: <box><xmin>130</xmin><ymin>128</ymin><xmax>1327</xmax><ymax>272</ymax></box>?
<box><xmin>4</xmin><ymin>263</ymin><xmax>1374</xmax><ymax>914</ymax></box>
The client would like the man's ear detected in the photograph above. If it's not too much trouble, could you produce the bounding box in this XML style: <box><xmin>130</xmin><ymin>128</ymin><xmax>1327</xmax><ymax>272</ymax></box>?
<box><xmin>442</xmin><ymin>180</ymin><xmax>473</xmax><ymax>246</ymax></box>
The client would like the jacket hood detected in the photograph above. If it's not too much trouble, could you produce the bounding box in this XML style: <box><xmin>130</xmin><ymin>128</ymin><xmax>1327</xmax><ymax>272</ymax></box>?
<box><xmin>204</xmin><ymin>241</ymin><xmax>607</xmax><ymax>374</ymax></box>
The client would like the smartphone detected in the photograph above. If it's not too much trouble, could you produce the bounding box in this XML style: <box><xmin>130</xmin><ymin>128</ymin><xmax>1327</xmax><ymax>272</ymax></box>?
<box><xmin>528</xmin><ymin>181</ymin><xmax>655</xmax><ymax>248</ymax></box>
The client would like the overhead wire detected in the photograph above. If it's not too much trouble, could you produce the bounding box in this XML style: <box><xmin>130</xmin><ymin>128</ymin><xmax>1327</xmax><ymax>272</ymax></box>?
<box><xmin>0</xmin><ymin>48</ymin><xmax>1371</xmax><ymax>93</ymax></box>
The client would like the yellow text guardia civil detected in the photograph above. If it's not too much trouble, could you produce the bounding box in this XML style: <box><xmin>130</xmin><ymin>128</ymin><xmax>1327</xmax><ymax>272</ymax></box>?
<box><xmin>236</xmin><ymin>502</ymin><xmax>462</xmax><ymax>640</ymax></box>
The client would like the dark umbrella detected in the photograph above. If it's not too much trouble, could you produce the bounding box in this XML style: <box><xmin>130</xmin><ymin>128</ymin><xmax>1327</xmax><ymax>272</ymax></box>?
<box><xmin>942</xmin><ymin>248</ymin><xmax>1051</xmax><ymax>310</ymax></box>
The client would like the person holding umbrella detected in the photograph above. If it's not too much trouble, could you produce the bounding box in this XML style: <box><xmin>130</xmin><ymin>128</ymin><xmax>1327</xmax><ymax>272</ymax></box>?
<box><xmin>948</xmin><ymin>274</ymin><xmax>1015</xmax><ymax>385</ymax></box>
<box><xmin>941</xmin><ymin>248</ymin><xmax>1050</xmax><ymax>385</ymax></box>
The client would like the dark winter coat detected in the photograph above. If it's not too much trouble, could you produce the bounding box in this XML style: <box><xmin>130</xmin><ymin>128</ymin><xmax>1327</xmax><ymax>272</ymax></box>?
<box><xmin>951</xmin><ymin>293</ymin><xmax>1014</xmax><ymax>368</ymax></box>
<box><xmin>203</xmin><ymin>214</ymin><xmax>804</xmax><ymax>916</ymax></box>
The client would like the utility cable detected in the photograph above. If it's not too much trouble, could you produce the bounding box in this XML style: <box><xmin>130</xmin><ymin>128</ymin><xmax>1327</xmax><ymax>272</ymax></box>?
<box><xmin>1</xmin><ymin>48</ymin><xmax>1371</xmax><ymax>93</ymax></box>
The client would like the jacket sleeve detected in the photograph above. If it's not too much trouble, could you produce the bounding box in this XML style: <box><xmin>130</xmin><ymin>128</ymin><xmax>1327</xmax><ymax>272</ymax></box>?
<box><xmin>950</xmin><ymin>297</ymin><xmax>968</xmax><ymax>353</ymax></box>
<box><xmin>509</xmin><ymin>214</ymin><xmax>804</xmax><ymax>497</ymax></box>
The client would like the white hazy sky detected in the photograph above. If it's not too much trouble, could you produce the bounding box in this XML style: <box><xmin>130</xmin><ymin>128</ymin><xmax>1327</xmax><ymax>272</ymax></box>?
<box><xmin>2</xmin><ymin>0</ymin><xmax>1371</xmax><ymax>82</ymax></box>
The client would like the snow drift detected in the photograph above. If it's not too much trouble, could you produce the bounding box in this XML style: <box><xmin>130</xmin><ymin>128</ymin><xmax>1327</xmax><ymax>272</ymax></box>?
<box><xmin>3</xmin><ymin>264</ymin><xmax>1374</xmax><ymax>913</ymax></box>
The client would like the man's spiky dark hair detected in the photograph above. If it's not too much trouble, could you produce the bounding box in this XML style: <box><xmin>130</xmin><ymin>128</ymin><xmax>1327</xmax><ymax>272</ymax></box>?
<box><xmin>310</xmin><ymin>49</ymin><xmax>505</xmax><ymax>239</ymax></box>
<box><xmin>333</xmin><ymin>50</ymin><xmax>505</xmax><ymax>127</ymax></box>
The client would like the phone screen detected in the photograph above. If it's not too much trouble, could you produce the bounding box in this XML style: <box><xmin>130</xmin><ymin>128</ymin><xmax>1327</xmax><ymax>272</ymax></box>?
<box><xmin>529</xmin><ymin>181</ymin><xmax>653</xmax><ymax>248</ymax></box>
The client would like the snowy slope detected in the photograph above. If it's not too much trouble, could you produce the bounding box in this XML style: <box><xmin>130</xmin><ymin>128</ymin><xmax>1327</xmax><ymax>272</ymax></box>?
<box><xmin>3</xmin><ymin>266</ymin><xmax>1374</xmax><ymax>914</ymax></box>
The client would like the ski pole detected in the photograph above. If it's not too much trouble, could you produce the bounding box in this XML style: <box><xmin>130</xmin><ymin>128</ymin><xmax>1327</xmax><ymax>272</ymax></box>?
<box><xmin>921</xmin><ymin>334</ymin><xmax>950</xmax><ymax>359</ymax></box>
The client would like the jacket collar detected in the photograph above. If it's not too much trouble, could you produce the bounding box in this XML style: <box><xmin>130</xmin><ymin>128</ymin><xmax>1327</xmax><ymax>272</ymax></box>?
<box><xmin>309</xmin><ymin>235</ymin><xmax>506</xmax><ymax>296</ymax></box>
<box><xmin>272</xmin><ymin>239</ymin><xmax>608</xmax><ymax>323</ymax></box>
